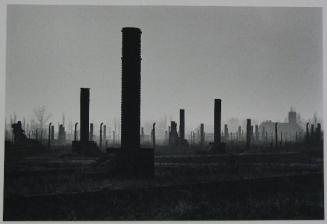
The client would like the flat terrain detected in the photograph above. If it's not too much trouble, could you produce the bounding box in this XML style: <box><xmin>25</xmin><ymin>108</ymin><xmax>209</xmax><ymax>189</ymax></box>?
<box><xmin>3</xmin><ymin>143</ymin><xmax>324</xmax><ymax>220</ymax></box>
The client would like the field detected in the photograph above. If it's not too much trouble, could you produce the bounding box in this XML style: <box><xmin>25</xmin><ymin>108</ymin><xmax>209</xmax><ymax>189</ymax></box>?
<box><xmin>3</xmin><ymin>143</ymin><xmax>324</xmax><ymax>220</ymax></box>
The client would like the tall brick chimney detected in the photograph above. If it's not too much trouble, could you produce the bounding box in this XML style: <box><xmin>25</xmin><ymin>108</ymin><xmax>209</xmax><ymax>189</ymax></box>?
<box><xmin>121</xmin><ymin>27</ymin><xmax>142</xmax><ymax>151</ymax></box>
<box><xmin>214</xmin><ymin>99</ymin><xmax>221</xmax><ymax>144</ymax></box>
<box><xmin>80</xmin><ymin>88</ymin><xmax>90</xmax><ymax>143</ymax></box>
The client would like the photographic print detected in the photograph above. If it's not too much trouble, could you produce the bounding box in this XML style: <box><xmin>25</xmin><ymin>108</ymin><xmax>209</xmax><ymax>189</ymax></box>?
<box><xmin>2</xmin><ymin>3</ymin><xmax>324</xmax><ymax>221</ymax></box>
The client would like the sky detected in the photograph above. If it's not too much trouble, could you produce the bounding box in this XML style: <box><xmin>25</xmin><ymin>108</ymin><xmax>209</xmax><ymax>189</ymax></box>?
<box><xmin>5</xmin><ymin>5</ymin><xmax>323</xmax><ymax>133</ymax></box>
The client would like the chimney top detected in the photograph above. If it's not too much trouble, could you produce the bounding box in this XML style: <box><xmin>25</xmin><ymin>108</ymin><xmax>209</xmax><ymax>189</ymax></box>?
<box><xmin>122</xmin><ymin>27</ymin><xmax>142</xmax><ymax>33</ymax></box>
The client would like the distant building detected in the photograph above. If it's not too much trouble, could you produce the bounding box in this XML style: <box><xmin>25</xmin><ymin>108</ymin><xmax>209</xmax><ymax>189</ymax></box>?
<box><xmin>259</xmin><ymin>109</ymin><xmax>304</xmax><ymax>142</ymax></box>
<box><xmin>169</xmin><ymin>121</ymin><xmax>179</xmax><ymax>146</ymax></box>
<box><xmin>11</xmin><ymin>121</ymin><xmax>28</xmax><ymax>144</ymax></box>
<box><xmin>58</xmin><ymin>124</ymin><xmax>66</xmax><ymax>144</ymax></box>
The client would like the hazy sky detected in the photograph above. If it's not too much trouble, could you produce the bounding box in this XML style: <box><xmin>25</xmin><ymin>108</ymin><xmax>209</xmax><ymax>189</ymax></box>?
<box><xmin>6</xmin><ymin>6</ymin><xmax>322</xmax><ymax>132</ymax></box>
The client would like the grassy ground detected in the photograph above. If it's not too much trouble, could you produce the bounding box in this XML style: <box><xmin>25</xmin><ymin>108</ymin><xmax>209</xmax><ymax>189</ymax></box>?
<box><xmin>4</xmin><ymin>174</ymin><xmax>324</xmax><ymax>220</ymax></box>
<box><xmin>3</xmin><ymin>143</ymin><xmax>324</xmax><ymax>220</ymax></box>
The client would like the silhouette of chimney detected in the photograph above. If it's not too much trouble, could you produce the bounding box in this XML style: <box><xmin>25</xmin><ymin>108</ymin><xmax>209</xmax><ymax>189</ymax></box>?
<box><xmin>121</xmin><ymin>27</ymin><xmax>142</xmax><ymax>151</ymax></box>
<box><xmin>80</xmin><ymin>88</ymin><xmax>90</xmax><ymax>143</ymax></box>
<box><xmin>100</xmin><ymin>122</ymin><xmax>103</xmax><ymax>149</ymax></box>
<box><xmin>51</xmin><ymin>125</ymin><xmax>54</xmax><ymax>142</ymax></box>
<box><xmin>103</xmin><ymin>124</ymin><xmax>107</xmax><ymax>148</ymax></box>
<box><xmin>200</xmin><ymin>123</ymin><xmax>204</xmax><ymax>146</ymax></box>
<box><xmin>179</xmin><ymin>109</ymin><xmax>185</xmax><ymax>140</ymax></box>
<box><xmin>170</xmin><ymin>121</ymin><xmax>179</xmax><ymax>145</ymax></box>
<box><xmin>152</xmin><ymin>123</ymin><xmax>156</xmax><ymax>149</ymax></box>
<box><xmin>306</xmin><ymin>122</ymin><xmax>309</xmax><ymax>143</ymax></box>
<box><xmin>246</xmin><ymin>119</ymin><xmax>251</xmax><ymax>149</ymax></box>
<box><xmin>214</xmin><ymin>99</ymin><xmax>221</xmax><ymax>144</ymax></box>
<box><xmin>48</xmin><ymin>122</ymin><xmax>52</xmax><ymax>147</ymax></box>
<box><xmin>275</xmin><ymin>122</ymin><xmax>278</xmax><ymax>147</ymax></box>
<box><xmin>74</xmin><ymin>122</ymin><xmax>78</xmax><ymax>141</ymax></box>
<box><xmin>224</xmin><ymin>124</ymin><xmax>228</xmax><ymax>141</ymax></box>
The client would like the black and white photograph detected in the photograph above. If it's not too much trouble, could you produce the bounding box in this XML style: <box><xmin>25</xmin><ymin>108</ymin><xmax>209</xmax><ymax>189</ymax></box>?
<box><xmin>0</xmin><ymin>1</ymin><xmax>325</xmax><ymax>221</ymax></box>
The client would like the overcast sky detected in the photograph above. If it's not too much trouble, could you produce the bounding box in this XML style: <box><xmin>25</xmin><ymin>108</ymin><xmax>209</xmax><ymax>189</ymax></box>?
<box><xmin>5</xmin><ymin>5</ymin><xmax>322</xmax><ymax>132</ymax></box>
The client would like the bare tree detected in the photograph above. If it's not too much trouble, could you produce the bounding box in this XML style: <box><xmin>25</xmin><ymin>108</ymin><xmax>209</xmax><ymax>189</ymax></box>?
<box><xmin>33</xmin><ymin>106</ymin><xmax>52</xmax><ymax>128</ymax></box>
<box><xmin>33</xmin><ymin>106</ymin><xmax>52</xmax><ymax>142</ymax></box>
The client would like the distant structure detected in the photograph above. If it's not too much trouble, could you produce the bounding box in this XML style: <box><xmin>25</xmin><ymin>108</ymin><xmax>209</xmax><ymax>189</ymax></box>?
<box><xmin>200</xmin><ymin>123</ymin><xmax>205</xmax><ymax>146</ymax></box>
<box><xmin>259</xmin><ymin>108</ymin><xmax>304</xmax><ymax>143</ymax></box>
<box><xmin>112</xmin><ymin>130</ymin><xmax>116</xmax><ymax>145</ymax></box>
<box><xmin>11</xmin><ymin>121</ymin><xmax>42</xmax><ymax>148</ymax></box>
<box><xmin>224</xmin><ymin>124</ymin><xmax>228</xmax><ymax>142</ymax></box>
<box><xmin>261</xmin><ymin>126</ymin><xmax>266</xmax><ymax>143</ymax></box>
<box><xmin>164</xmin><ymin>130</ymin><xmax>169</xmax><ymax>144</ymax></box>
<box><xmin>255</xmin><ymin>125</ymin><xmax>259</xmax><ymax>142</ymax></box>
<box><xmin>190</xmin><ymin>131</ymin><xmax>195</xmax><ymax>145</ymax></box>
<box><xmin>246</xmin><ymin>119</ymin><xmax>251</xmax><ymax>149</ymax></box>
<box><xmin>211</xmin><ymin>99</ymin><xmax>225</xmax><ymax>152</ymax></box>
<box><xmin>289</xmin><ymin>109</ymin><xmax>296</xmax><ymax>124</ymax></box>
<box><xmin>275</xmin><ymin>122</ymin><xmax>278</xmax><ymax>147</ymax></box>
<box><xmin>58</xmin><ymin>124</ymin><xmax>66</xmax><ymax>144</ymax></box>
<box><xmin>11</xmin><ymin>121</ymin><xmax>28</xmax><ymax>144</ymax></box>
<box><xmin>214</xmin><ymin>99</ymin><xmax>221</xmax><ymax>145</ymax></box>
<box><xmin>237</xmin><ymin>126</ymin><xmax>242</xmax><ymax>141</ymax></box>
<box><xmin>151</xmin><ymin>123</ymin><xmax>156</xmax><ymax>149</ymax></box>
<box><xmin>179</xmin><ymin>109</ymin><xmax>185</xmax><ymax>141</ymax></box>
<box><xmin>169</xmin><ymin>121</ymin><xmax>179</xmax><ymax>146</ymax></box>
<box><xmin>51</xmin><ymin>125</ymin><xmax>55</xmax><ymax>142</ymax></box>
<box><xmin>48</xmin><ymin>122</ymin><xmax>52</xmax><ymax>147</ymax></box>
<box><xmin>250</xmin><ymin>125</ymin><xmax>254</xmax><ymax>142</ymax></box>
<box><xmin>315</xmin><ymin>123</ymin><xmax>322</xmax><ymax>143</ymax></box>
<box><xmin>74</xmin><ymin>122</ymin><xmax>78</xmax><ymax>141</ymax></box>
<box><xmin>306</xmin><ymin>122</ymin><xmax>310</xmax><ymax>142</ymax></box>
<box><xmin>72</xmin><ymin>88</ymin><xmax>99</xmax><ymax>154</ymax></box>
<box><xmin>305</xmin><ymin>122</ymin><xmax>323</xmax><ymax>145</ymax></box>
<box><xmin>103</xmin><ymin>125</ymin><xmax>107</xmax><ymax>149</ymax></box>
<box><xmin>179</xmin><ymin>109</ymin><xmax>188</xmax><ymax>145</ymax></box>
<box><xmin>310</xmin><ymin>124</ymin><xmax>314</xmax><ymax>138</ymax></box>
<box><xmin>100</xmin><ymin>122</ymin><xmax>103</xmax><ymax>149</ymax></box>
<box><xmin>80</xmin><ymin>88</ymin><xmax>90</xmax><ymax>143</ymax></box>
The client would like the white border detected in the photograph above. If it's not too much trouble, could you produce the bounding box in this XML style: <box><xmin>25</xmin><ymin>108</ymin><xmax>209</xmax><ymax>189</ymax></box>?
<box><xmin>0</xmin><ymin>1</ymin><xmax>326</xmax><ymax>224</ymax></box>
